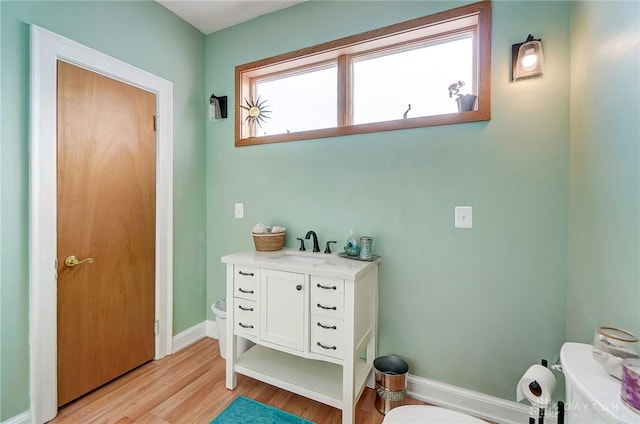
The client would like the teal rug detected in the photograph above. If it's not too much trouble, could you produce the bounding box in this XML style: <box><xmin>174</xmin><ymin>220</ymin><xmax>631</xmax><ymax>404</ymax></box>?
<box><xmin>211</xmin><ymin>396</ymin><xmax>315</xmax><ymax>424</ymax></box>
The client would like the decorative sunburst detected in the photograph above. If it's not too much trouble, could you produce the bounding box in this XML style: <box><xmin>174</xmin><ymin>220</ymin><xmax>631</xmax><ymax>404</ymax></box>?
<box><xmin>240</xmin><ymin>96</ymin><xmax>272</xmax><ymax>128</ymax></box>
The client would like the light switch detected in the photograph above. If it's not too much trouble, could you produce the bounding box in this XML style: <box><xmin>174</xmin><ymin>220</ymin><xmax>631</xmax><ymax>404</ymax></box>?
<box><xmin>455</xmin><ymin>206</ymin><xmax>472</xmax><ymax>228</ymax></box>
<box><xmin>234</xmin><ymin>203</ymin><xmax>244</xmax><ymax>219</ymax></box>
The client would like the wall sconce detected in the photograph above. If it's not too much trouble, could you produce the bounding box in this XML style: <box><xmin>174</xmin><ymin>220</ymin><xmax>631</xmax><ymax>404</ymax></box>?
<box><xmin>208</xmin><ymin>93</ymin><xmax>227</xmax><ymax>120</ymax></box>
<box><xmin>512</xmin><ymin>34</ymin><xmax>544</xmax><ymax>81</ymax></box>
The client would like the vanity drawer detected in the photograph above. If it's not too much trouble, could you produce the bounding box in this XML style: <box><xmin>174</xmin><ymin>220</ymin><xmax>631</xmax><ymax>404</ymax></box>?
<box><xmin>311</xmin><ymin>315</ymin><xmax>344</xmax><ymax>359</ymax></box>
<box><xmin>311</xmin><ymin>277</ymin><xmax>344</xmax><ymax>319</ymax></box>
<box><xmin>234</xmin><ymin>299</ymin><xmax>258</xmax><ymax>337</ymax></box>
<box><xmin>234</xmin><ymin>265</ymin><xmax>258</xmax><ymax>301</ymax></box>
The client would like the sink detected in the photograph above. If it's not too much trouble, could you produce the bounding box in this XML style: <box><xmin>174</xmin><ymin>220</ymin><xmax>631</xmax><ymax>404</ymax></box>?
<box><xmin>267</xmin><ymin>251</ymin><xmax>329</xmax><ymax>265</ymax></box>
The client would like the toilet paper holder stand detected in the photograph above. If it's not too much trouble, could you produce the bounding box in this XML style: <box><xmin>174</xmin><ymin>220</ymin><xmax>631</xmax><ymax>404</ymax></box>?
<box><xmin>528</xmin><ymin>359</ymin><xmax>564</xmax><ymax>424</ymax></box>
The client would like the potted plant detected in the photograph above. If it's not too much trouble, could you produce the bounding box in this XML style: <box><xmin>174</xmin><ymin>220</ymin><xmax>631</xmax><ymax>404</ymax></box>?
<box><xmin>448</xmin><ymin>80</ymin><xmax>477</xmax><ymax>112</ymax></box>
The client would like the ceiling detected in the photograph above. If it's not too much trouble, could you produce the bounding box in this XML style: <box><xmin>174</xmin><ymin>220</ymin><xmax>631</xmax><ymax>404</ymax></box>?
<box><xmin>155</xmin><ymin>0</ymin><xmax>305</xmax><ymax>34</ymax></box>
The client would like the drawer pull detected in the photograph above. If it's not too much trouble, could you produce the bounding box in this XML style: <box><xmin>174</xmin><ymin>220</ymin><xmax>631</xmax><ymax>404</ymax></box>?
<box><xmin>238</xmin><ymin>305</ymin><xmax>254</xmax><ymax>311</ymax></box>
<box><xmin>317</xmin><ymin>303</ymin><xmax>337</xmax><ymax>311</ymax></box>
<box><xmin>238</xmin><ymin>322</ymin><xmax>254</xmax><ymax>329</ymax></box>
<box><xmin>317</xmin><ymin>322</ymin><xmax>337</xmax><ymax>330</ymax></box>
<box><xmin>316</xmin><ymin>342</ymin><xmax>337</xmax><ymax>350</ymax></box>
<box><xmin>238</xmin><ymin>271</ymin><xmax>254</xmax><ymax>276</ymax></box>
<box><xmin>316</xmin><ymin>283</ymin><xmax>337</xmax><ymax>290</ymax></box>
<box><xmin>238</xmin><ymin>288</ymin><xmax>254</xmax><ymax>294</ymax></box>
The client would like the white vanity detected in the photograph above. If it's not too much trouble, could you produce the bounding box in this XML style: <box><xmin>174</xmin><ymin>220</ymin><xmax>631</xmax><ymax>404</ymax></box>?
<box><xmin>221</xmin><ymin>248</ymin><xmax>380</xmax><ymax>424</ymax></box>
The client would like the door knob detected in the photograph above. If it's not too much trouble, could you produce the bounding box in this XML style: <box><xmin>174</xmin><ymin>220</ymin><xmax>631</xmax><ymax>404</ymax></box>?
<box><xmin>64</xmin><ymin>255</ymin><xmax>95</xmax><ymax>267</ymax></box>
<box><xmin>296</xmin><ymin>284</ymin><xmax>302</xmax><ymax>291</ymax></box>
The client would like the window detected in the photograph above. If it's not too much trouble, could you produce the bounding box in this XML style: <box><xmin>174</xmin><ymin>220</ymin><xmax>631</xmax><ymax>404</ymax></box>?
<box><xmin>253</xmin><ymin>64</ymin><xmax>337</xmax><ymax>136</ymax></box>
<box><xmin>235</xmin><ymin>1</ymin><xmax>491</xmax><ymax>146</ymax></box>
<box><xmin>352</xmin><ymin>35</ymin><xmax>474</xmax><ymax>124</ymax></box>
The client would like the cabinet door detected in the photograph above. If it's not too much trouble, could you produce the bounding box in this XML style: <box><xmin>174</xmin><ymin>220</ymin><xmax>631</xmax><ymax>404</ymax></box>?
<box><xmin>260</xmin><ymin>269</ymin><xmax>306</xmax><ymax>351</ymax></box>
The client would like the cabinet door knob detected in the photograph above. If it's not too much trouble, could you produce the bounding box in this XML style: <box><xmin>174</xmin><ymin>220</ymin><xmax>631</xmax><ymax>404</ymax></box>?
<box><xmin>296</xmin><ymin>284</ymin><xmax>302</xmax><ymax>291</ymax></box>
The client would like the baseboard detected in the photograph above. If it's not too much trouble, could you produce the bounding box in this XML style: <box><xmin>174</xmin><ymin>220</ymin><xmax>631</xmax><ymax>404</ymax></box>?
<box><xmin>407</xmin><ymin>374</ymin><xmax>557</xmax><ymax>424</ymax></box>
<box><xmin>172</xmin><ymin>319</ymin><xmax>220</xmax><ymax>354</ymax></box>
<box><xmin>172</xmin><ymin>321</ymin><xmax>206</xmax><ymax>353</ymax></box>
<box><xmin>1</xmin><ymin>410</ymin><xmax>31</xmax><ymax>424</ymax></box>
<box><xmin>206</xmin><ymin>319</ymin><xmax>219</xmax><ymax>339</ymax></box>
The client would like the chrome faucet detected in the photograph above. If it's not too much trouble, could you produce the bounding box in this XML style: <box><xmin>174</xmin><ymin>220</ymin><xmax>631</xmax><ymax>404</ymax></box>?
<box><xmin>305</xmin><ymin>230</ymin><xmax>320</xmax><ymax>253</ymax></box>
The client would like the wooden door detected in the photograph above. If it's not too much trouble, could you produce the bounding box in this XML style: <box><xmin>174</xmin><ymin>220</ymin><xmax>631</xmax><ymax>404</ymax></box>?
<box><xmin>56</xmin><ymin>61</ymin><xmax>156</xmax><ymax>406</ymax></box>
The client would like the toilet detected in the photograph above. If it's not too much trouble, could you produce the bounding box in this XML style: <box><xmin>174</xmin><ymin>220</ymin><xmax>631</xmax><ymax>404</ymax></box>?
<box><xmin>382</xmin><ymin>405</ymin><xmax>486</xmax><ymax>423</ymax></box>
<box><xmin>561</xmin><ymin>342</ymin><xmax>638</xmax><ymax>423</ymax></box>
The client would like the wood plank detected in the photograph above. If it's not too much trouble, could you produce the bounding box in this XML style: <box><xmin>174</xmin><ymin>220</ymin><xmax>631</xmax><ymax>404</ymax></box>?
<box><xmin>52</xmin><ymin>341</ymin><xmax>212</xmax><ymax>422</ymax></box>
<box><xmin>51</xmin><ymin>338</ymin><xmax>427</xmax><ymax>423</ymax></box>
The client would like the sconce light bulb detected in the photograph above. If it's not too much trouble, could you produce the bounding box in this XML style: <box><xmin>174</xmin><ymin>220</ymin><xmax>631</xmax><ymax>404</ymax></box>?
<box><xmin>521</xmin><ymin>48</ymin><xmax>538</xmax><ymax>69</ymax></box>
<box><xmin>513</xmin><ymin>38</ymin><xmax>543</xmax><ymax>81</ymax></box>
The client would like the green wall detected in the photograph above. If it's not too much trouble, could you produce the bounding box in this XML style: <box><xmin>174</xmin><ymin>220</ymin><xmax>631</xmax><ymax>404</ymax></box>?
<box><xmin>2</xmin><ymin>0</ymin><xmax>638</xmax><ymax>421</ymax></box>
<box><xmin>567</xmin><ymin>2</ymin><xmax>640</xmax><ymax>341</ymax></box>
<box><xmin>205</xmin><ymin>1</ymin><xmax>570</xmax><ymax>401</ymax></box>
<box><xmin>0</xmin><ymin>1</ymin><xmax>205</xmax><ymax>420</ymax></box>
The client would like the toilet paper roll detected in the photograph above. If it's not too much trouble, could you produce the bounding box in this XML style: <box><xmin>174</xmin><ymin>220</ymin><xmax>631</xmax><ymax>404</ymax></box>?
<box><xmin>516</xmin><ymin>364</ymin><xmax>556</xmax><ymax>407</ymax></box>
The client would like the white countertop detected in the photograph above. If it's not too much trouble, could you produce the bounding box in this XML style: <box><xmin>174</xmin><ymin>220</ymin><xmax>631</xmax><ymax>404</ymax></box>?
<box><xmin>221</xmin><ymin>248</ymin><xmax>380</xmax><ymax>280</ymax></box>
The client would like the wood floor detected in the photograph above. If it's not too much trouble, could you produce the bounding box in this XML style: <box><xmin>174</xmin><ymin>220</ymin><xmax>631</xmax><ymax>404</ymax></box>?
<box><xmin>50</xmin><ymin>337</ymin><xmax>426</xmax><ymax>424</ymax></box>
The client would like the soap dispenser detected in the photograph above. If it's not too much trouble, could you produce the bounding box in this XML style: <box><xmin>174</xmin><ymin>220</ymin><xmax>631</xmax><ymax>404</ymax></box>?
<box><xmin>345</xmin><ymin>229</ymin><xmax>359</xmax><ymax>256</ymax></box>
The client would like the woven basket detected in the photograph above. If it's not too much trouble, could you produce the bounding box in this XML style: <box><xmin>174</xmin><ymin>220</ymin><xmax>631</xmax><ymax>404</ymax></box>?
<box><xmin>252</xmin><ymin>232</ymin><xmax>285</xmax><ymax>252</ymax></box>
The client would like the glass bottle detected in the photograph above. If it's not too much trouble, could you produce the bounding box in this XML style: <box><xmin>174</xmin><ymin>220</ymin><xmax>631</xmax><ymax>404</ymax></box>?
<box><xmin>359</xmin><ymin>236</ymin><xmax>373</xmax><ymax>260</ymax></box>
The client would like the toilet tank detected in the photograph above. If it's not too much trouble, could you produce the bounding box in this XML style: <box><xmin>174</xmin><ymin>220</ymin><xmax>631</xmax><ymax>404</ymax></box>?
<box><xmin>560</xmin><ymin>342</ymin><xmax>639</xmax><ymax>423</ymax></box>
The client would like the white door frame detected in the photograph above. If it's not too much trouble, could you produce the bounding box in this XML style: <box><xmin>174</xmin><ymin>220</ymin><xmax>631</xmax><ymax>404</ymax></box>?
<box><xmin>29</xmin><ymin>25</ymin><xmax>174</xmax><ymax>423</ymax></box>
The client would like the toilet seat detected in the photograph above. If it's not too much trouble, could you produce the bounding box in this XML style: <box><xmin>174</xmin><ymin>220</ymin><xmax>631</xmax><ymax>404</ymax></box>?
<box><xmin>382</xmin><ymin>405</ymin><xmax>487</xmax><ymax>423</ymax></box>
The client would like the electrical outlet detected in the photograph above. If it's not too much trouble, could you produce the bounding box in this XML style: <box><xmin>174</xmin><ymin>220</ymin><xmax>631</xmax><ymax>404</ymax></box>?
<box><xmin>455</xmin><ymin>206</ymin><xmax>472</xmax><ymax>228</ymax></box>
<box><xmin>234</xmin><ymin>203</ymin><xmax>244</xmax><ymax>219</ymax></box>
